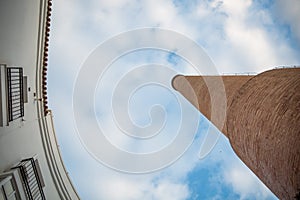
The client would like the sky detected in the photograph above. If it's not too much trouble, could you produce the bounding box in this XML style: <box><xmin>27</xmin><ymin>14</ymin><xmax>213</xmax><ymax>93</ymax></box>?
<box><xmin>47</xmin><ymin>0</ymin><xmax>300</xmax><ymax>199</ymax></box>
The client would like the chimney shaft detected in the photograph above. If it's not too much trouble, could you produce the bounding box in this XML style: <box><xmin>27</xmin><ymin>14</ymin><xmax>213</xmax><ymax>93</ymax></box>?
<box><xmin>172</xmin><ymin>68</ymin><xmax>300</xmax><ymax>199</ymax></box>
<box><xmin>172</xmin><ymin>75</ymin><xmax>253</xmax><ymax>134</ymax></box>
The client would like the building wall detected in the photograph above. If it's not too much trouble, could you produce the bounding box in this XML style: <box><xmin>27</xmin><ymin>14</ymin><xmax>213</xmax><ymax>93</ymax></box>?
<box><xmin>0</xmin><ymin>1</ymin><xmax>80</xmax><ymax>199</ymax></box>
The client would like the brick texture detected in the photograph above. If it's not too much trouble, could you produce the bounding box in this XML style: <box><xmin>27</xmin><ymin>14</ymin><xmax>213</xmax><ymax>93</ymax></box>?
<box><xmin>172</xmin><ymin>68</ymin><xmax>300</xmax><ymax>199</ymax></box>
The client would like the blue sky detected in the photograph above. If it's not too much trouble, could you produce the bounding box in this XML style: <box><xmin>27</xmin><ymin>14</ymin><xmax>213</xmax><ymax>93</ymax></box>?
<box><xmin>48</xmin><ymin>0</ymin><xmax>299</xmax><ymax>199</ymax></box>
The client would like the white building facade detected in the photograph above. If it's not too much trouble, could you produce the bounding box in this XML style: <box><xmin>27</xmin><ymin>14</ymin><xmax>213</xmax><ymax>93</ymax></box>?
<box><xmin>0</xmin><ymin>1</ymin><xmax>80</xmax><ymax>199</ymax></box>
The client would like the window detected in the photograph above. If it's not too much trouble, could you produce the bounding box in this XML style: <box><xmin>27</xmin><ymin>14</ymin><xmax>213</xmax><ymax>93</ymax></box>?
<box><xmin>0</xmin><ymin>64</ymin><xmax>27</xmax><ymax>126</ymax></box>
<box><xmin>0</xmin><ymin>176</ymin><xmax>18</xmax><ymax>200</ymax></box>
<box><xmin>0</xmin><ymin>157</ymin><xmax>45</xmax><ymax>200</ymax></box>
<box><xmin>11</xmin><ymin>157</ymin><xmax>45</xmax><ymax>200</ymax></box>
<box><xmin>6</xmin><ymin>67</ymin><xmax>24</xmax><ymax>122</ymax></box>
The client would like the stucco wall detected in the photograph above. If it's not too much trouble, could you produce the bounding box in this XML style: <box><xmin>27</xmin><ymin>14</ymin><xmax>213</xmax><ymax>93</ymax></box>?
<box><xmin>0</xmin><ymin>1</ymin><xmax>80</xmax><ymax>199</ymax></box>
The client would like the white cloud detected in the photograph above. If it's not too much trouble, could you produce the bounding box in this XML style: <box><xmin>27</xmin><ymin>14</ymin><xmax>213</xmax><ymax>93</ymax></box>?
<box><xmin>224</xmin><ymin>17</ymin><xmax>279</xmax><ymax>71</ymax></box>
<box><xmin>222</xmin><ymin>0</ymin><xmax>252</xmax><ymax>18</ymax></box>
<box><xmin>223</xmin><ymin>159</ymin><xmax>275</xmax><ymax>199</ymax></box>
<box><xmin>96</xmin><ymin>177</ymin><xmax>147</xmax><ymax>200</ymax></box>
<box><xmin>74</xmin><ymin>161</ymin><xmax>192</xmax><ymax>200</ymax></box>
<box><xmin>273</xmin><ymin>0</ymin><xmax>300</xmax><ymax>44</ymax></box>
<box><xmin>152</xmin><ymin>180</ymin><xmax>190</xmax><ymax>200</ymax></box>
<box><xmin>207</xmin><ymin>0</ymin><xmax>299</xmax><ymax>72</ymax></box>
<box><xmin>95</xmin><ymin>177</ymin><xmax>190</xmax><ymax>200</ymax></box>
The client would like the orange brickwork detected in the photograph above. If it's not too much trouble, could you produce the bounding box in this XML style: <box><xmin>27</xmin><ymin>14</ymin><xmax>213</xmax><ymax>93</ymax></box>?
<box><xmin>172</xmin><ymin>68</ymin><xmax>300</xmax><ymax>199</ymax></box>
